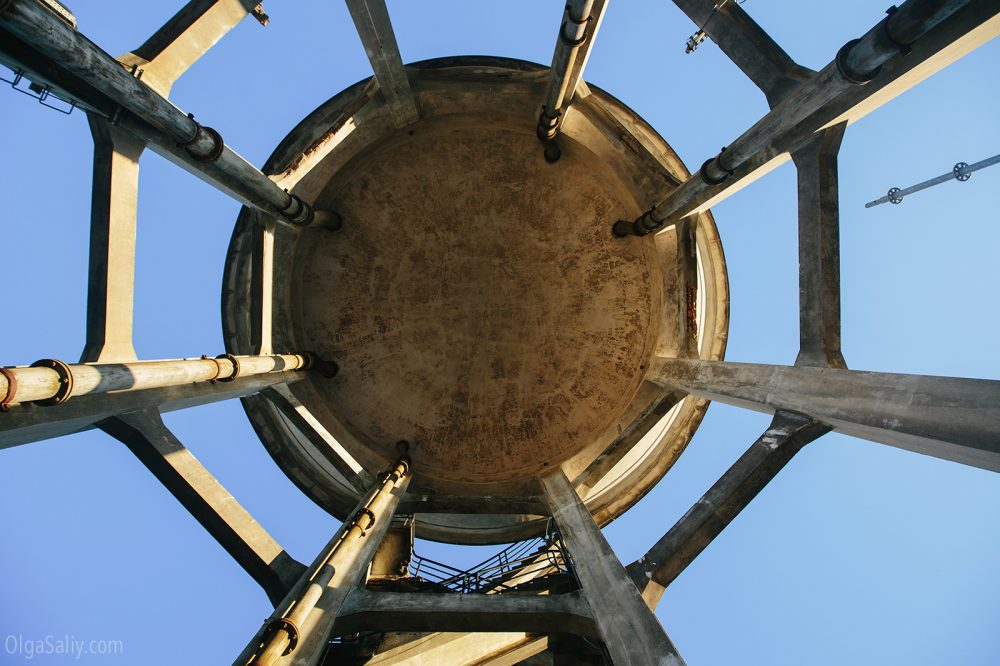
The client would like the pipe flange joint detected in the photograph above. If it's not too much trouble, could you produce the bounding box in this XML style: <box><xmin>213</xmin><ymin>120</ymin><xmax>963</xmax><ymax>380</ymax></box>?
<box><xmin>354</xmin><ymin>508</ymin><xmax>376</xmax><ymax>535</ymax></box>
<box><xmin>261</xmin><ymin>617</ymin><xmax>299</xmax><ymax>656</ymax></box>
<box><xmin>634</xmin><ymin>209</ymin><xmax>664</xmax><ymax>236</ymax></box>
<box><xmin>279</xmin><ymin>192</ymin><xmax>315</xmax><ymax>226</ymax></box>
<box><xmin>30</xmin><ymin>359</ymin><xmax>73</xmax><ymax>406</ymax></box>
<box><xmin>188</xmin><ymin>126</ymin><xmax>224</xmax><ymax>163</ymax></box>
<box><xmin>611</xmin><ymin>219</ymin><xmax>636</xmax><ymax>238</ymax></box>
<box><xmin>887</xmin><ymin>187</ymin><xmax>903</xmax><ymax>204</ymax></box>
<box><xmin>836</xmin><ymin>38</ymin><xmax>880</xmax><ymax>85</ymax></box>
<box><xmin>560</xmin><ymin>21</ymin><xmax>589</xmax><ymax>47</ymax></box>
<box><xmin>953</xmin><ymin>162</ymin><xmax>971</xmax><ymax>182</ymax></box>
<box><xmin>0</xmin><ymin>367</ymin><xmax>18</xmax><ymax>411</ymax></box>
<box><xmin>700</xmin><ymin>147</ymin><xmax>735</xmax><ymax>185</ymax></box>
<box><xmin>214</xmin><ymin>354</ymin><xmax>241</xmax><ymax>382</ymax></box>
<box><xmin>882</xmin><ymin>5</ymin><xmax>913</xmax><ymax>55</ymax></box>
<box><xmin>537</xmin><ymin>108</ymin><xmax>562</xmax><ymax>142</ymax></box>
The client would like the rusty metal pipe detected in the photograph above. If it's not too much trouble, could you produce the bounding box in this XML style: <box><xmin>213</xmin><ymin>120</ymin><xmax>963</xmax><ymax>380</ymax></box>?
<box><xmin>0</xmin><ymin>353</ymin><xmax>329</xmax><ymax>409</ymax></box>
<box><xmin>0</xmin><ymin>0</ymin><xmax>315</xmax><ymax>226</ymax></box>
<box><xmin>618</xmin><ymin>0</ymin><xmax>978</xmax><ymax>235</ymax></box>
<box><xmin>243</xmin><ymin>458</ymin><xmax>411</xmax><ymax>665</ymax></box>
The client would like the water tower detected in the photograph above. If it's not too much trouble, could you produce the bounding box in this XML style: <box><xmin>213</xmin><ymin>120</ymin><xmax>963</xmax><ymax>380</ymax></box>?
<box><xmin>1</xmin><ymin>0</ymin><xmax>998</xmax><ymax>664</ymax></box>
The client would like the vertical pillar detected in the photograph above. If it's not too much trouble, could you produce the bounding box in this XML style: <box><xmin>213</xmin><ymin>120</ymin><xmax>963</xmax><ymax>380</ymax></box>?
<box><xmin>540</xmin><ymin>470</ymin><xmax>685</xmax><ymax>666</ymax></box>
<box><xmin>80</xmin><ymin>116</ymin><xmax>144</xmax><ymax>363</ymax></box>
<box><xmin>792</xmin><ymin>122</ymin><xmax>847</xmax><ymax>369</ymax></box>
<box><xmin>250</xmin><ymin>213</ymin><xmax>275</xmax><ymax>356</ymax></box>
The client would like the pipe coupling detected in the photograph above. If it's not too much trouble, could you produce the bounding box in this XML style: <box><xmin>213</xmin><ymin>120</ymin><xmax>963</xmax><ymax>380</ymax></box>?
<box><xmin>214</xmin><ymin>353</ymin><xmax>241</xmax><ymax>382</ymax></box>
<box><xmin>836</xmin><ymin>38</ymin><xmax>881</xmax><ymax>85</ymax></box>
<box><xmin>0</xmin><ymin>367</ymin><xmax>17</xmax><ymax>411</ymax></box>
<box><xmin>30</xmin><ymin>358</ymin><xmax>74</xmax><ymax>405</ymax></box>
<box><xmin>260</xmin><ymin>617</ymin><xmax>299</xmax><ymax>656</ymax></box>
<box><xmin>179</xmin><ymin>122</ymin><xmax>224</xmax><ymax>162</ymax></box>
<box><xmin>279</xmin><ymin>192</ymin><xmax>315</xmax><ymax>226</ymax></box>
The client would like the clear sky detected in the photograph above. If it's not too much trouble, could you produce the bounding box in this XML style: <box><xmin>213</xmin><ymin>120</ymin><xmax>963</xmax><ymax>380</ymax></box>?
<box><xmin>1</xmin><ymin>1</ymin><xmax>998</xmax><ymax>664</ymax></box>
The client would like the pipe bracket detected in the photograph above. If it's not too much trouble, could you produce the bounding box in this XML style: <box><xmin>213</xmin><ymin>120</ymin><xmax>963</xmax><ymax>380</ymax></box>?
<box><xmin>30</xmin><ymin>358</ymin><xmax>73</xmax><ymax>405</ymax></box>
<box><xmin>0</xmin><ymin>367</ymin><xmax>17</xmax><ymax>411</ymax></box>
<box><xmin>214</xmin><ymin>354</ymin><xmax>241</xmax><ymax>382</ymax></box>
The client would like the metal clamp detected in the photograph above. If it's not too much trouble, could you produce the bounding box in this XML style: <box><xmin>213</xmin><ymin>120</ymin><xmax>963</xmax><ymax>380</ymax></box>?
<box><xmin>0</xmin><ymin>367</ymin><xmax>17</xmax><ymax>411</ymax></box>
<box><xmin>30</xmin><ymin>358</ymin><xmax>74</xmax><ymax>405</ymax></box>
<box><xmin>214</xmin><ymin>354</ymin><xmax>241</xmax><ymax>382</ymax></box>
<box><xmin>260</xmin><ymin>617</ymin><xmax>299</xmax><ymax>656</ymax></box>
<box><xmin>836</xmin><ymin>38</ymin><xmax>880</xmax><ymax>85</ymax></box>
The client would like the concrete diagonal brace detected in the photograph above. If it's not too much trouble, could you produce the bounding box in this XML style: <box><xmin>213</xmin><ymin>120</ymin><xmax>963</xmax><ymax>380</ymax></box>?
<box><xmin>97</xmin><ymin>409</ymin><xmax>306</xmax><ymax>606</ymax></box>
<box><xmin>627</xmin><ymin>411</ymin><xmax>831</xmax><ymax>607</ymax></box>
<box><xmin>649</xmin><ymin>358</ymin><xmax>1000</xmax><ymax>472</ymax></box>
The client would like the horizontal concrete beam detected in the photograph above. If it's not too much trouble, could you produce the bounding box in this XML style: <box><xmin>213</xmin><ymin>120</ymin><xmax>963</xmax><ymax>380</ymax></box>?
<box><xmin>650</xmin><ymin>358</ymin><xmax>1000</xmax><ymax>472</ymax></box>
<box><xmin>332</xmin><ymin>588</ymin><xmax>597</xmax><ymax>638</ymax></box>
<box><xmin>398</xmin><ymin>494</ymin><xmax>547</xmax><ymax>515</ymax></box>
<box><xmin>628</xmin><ymin>411</ymin><xmax>830</xmax><ymax>607</ymax></box>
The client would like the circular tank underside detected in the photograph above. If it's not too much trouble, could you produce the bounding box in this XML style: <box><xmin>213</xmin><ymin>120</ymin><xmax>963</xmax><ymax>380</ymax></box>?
<box><xmin>222</xmin><ymin>57</ymin><xmax>729</xmax><ymax>544</ymax></box>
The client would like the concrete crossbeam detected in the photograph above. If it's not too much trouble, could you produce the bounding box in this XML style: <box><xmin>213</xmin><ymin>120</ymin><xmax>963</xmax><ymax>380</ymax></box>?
<box><xmin>120</xmin><ymin>0</ymin><xmax>261</xmax><ymax>96</ymax></box>
<box><xmin>792</xmin><ymin>122</ymin><xmax>847</xmax><ymax>369</ymax></box>
<box><xmin>650</xmin><ymin>358</ymin><xmax>1000</xmax><ymax>472</ymax></box>
<box><xmin>81</xmin><ymin>117</ymin><xmax>144</xmax><ymax>363</ymax></box>
<box><xmin>332</xmin><ymin>588</ymin><xmax>597</xmax><ymax>637</ymax></box>
<box><xmin>346</xmin><ymin>0</ymin><xmax>419</xmax><ymax>127</ymax></box>
<box><xmin>541</xmin><ymin>470</ymin><xmax>685</xmax><ymax>666</ymax></box>
<box><xmin>98</xmin><ymin>409</ymin><xmax>305</xmax><ymax>606</ymax></box>
<box><xmin>627</xmin><ymin>412</ymin><xmax>830</xmax><ymax>607</ymax></box>
<box><xmin>672</xmin><ymin>0</ymin><xmax>814</xmax><ymax>106</ymax></box>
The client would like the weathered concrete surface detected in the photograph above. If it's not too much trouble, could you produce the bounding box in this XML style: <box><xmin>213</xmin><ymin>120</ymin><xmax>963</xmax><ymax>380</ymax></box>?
<box><xmin>303</xmin><ymin>123</ymin><xmax>655</xmax><ymax>485</ymax></box>
<box><xmin>98</xmin><ymin>409</ymin><xmax>304</xmax><ymax>606</ymax></box>
<box><xmin>222</xmin><ymin>57</ymin><xmax>730</xmax><ymax>543</ymax></box>
<box><xmin>651</xmin><ymin>358</ymin><xmax>1000</xmax><ymax>472</ymax></box>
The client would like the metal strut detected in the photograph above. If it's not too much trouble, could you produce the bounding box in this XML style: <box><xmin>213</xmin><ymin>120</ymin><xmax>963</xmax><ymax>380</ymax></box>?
<box><xmin>865</xmin><ymin>152</ymin><xmax>1000</xmax><ymax>208</ymax></box>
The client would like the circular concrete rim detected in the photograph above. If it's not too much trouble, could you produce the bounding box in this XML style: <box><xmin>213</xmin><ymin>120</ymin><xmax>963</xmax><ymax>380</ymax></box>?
<box><xmin>222</xmin><ymin>56</ymin><xmax>729</xmax><ymax>544</ymax></box>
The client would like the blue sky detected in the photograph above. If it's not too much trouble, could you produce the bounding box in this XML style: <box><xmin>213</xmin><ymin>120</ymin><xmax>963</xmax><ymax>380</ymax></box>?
<box><xmin>1</xmin><ymin>1</ymin><xmax>998</xmax><ymax>664</ymax></box>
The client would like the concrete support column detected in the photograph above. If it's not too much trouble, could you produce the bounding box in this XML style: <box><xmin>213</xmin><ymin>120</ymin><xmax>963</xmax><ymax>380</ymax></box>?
<box><xmin>540</xmin><ymin>470</ymin><xmax>685</xmax><ymax>666</ymax></box>
<box><xmin>237</xmin><ymin>458</ymin><xmax>411</xmax><ymax>666</ymax></box>
<box><xmin>0</xmin><ymin>353</ymin><xmax>313</xmax><ymax>408</ymax></box>
<box><xmin>627</xmin><ymin>412</ymin><xmax>830</xmax><ymax>607</ymax></box>
<box><xmin>250</xmin><ymin>214</ymin><xmax>276</xmax><ymax>356</ymax></box>
<box><xmin>791</xmin><ymin>122</ymin><xmax>847</xmax><ymax>369</ymax></box>
<box><xmin>346</xmin><ymin>0</ymin><xmax>419</xmax><ymax>128</ymax></box>
<box><xmin>81</xmin><ymin>116</ymin><xmax>144</xmax><ymax>363</ymax></box>
<box><xmin>649</xmin><ymin>358</ymin><xmax>1000</xmax><ymax>472</ymax></box>
<box><xmin>97</xmin><ymin>409</ymin><xmax>305</xmax><ymax>605</ymax></box>
<box><xmin>537</xmin><ymin>0</ymin><xmax>609</xmax><ymax>158</ymax></box>
<box><xmin>0</xmin><ymin>369</ymin><xmax>304</xmax><ymax>450</ymax></box>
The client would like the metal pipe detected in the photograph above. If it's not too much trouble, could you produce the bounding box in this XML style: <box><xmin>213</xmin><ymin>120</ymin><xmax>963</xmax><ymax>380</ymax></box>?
<box><xmin>537</xmin><ymin>0</ymin><xmax>595</xmax><ymax>153</ymax></box>
<box><xmin>0</xmin><ymin>353</ymin><xmax>333</xmax><ymax>409</ymax></box>
<box><xmin>865</xmin><ymin>152</ymin><xmax>1000</xmax><ymax>207</ymax></box>
<box><xmin>0</xmin><ymin>0</ymin><xmax>316</xmax><ymax>226</ymax></box>
<box><xmin>244</xmin><ymin>457</ymin><xmax>411</xmax><ymax>665</ymax></box>
<box><xmin>616</xmin><ymin>0</ymin><xmax>978</xmax><ymax>236</ymax></box>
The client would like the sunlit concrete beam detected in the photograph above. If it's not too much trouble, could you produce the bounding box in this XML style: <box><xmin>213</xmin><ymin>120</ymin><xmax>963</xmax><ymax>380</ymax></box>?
<box><xmin>650</xmin><ymin>358</ymin><xmax>1000</xmax><ymax>472</ymax></box>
